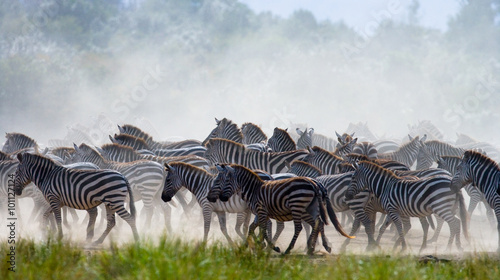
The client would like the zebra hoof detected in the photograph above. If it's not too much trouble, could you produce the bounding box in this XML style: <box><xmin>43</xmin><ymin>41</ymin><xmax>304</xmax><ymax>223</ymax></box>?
<box><xmin>273</xmin><ymin>246</ymin><xmax>281</xmax><ymax>253</ymax></box>
<box><xmin>325</xmin><ymin>246</ymin><xmax>332</xmax><ymax>254</ymax></box>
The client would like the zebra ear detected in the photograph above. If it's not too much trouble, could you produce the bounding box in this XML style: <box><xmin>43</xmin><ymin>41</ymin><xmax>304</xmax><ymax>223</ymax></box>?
<box><xmin>353</xmin><ymin>161</ymin><xmax>359</xmax><ymax>170</ymax></box>
<box><xmin>306</xmin><ymin>146</ymin><xmax>314</xmax><ymax>154</ymax></box>
<box><xmin>226</xmin><ymin>165</ymin><xmax>235</xmax><ymax>173</ymax></box>
<box><xmin>408</xmin><ymin>134</ymin><xmax>413</xmax><ymax>141</ymax></box>
<box><xmin>73</xmin><ymin>143</ymin><xmax>79</xmax><ymax>151</ymax></box>
<box><xmin>335</xmin><ymin>131</ymin><xmax>341</xmax><ymax>138</ymax></box>
<box><xmin>350</xmin><ymin>132</ymin><xmax>355</xmax><ymax>137</ymax></box>
<box><xmin>109</xmin><ymin>135</ymin><xmax>116</xmax><ymax>143</ymax></box>
<box><xmin>351</xmin><ymin>138</ymin><xmax>358</xmax><ymax>144</ymax></box>
<box><xmin>296</xmin><ymin>128</ymin><xmax>303</xmax><ymax>136</ymax></box>
<box><xmin>309</xmin><ymin>128</ymin><xmax>314</xmax><ymax>135</ymax></box>
<box><xmin>421</xmin><ymin>134</ymin><xmax>427</xmax><ymax>142</ymax></box>
<box><xmin>215</xmin><ymin>117</ymin><xmax>221</xmax><ymax>125</ymax></box>
<box><xmin>164</xmin><ymin>163</ymin><xmax>173</xmax><ymax>172</ymax></box>
<box><xmin>285</xmin><ymin>160</ymin><xmax>291</xmax><ymax>170</ymax></box>
<box><xmin>216</xmin><ymin>164</ymin><xmax>225</xmax><ymax>172</ymax></box>
<box><xmin>95</xmin><ymin>146</ymin><xmax>105</xmax><ymax>155</ymax></box>
<box><xmin>17</xmin><ymin>153</ymin><xmax>23</xmax><ymax>162</ymax></box>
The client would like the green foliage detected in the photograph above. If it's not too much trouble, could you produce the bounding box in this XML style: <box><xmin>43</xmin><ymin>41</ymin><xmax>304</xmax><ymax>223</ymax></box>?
<box><xmin>1</xmin><ymin>238</ymin><xmax>499</xmax><ymax>280</ymax></box>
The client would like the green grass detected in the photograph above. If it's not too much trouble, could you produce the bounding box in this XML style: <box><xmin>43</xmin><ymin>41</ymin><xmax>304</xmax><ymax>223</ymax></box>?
<box><xmin>1</xmin><ymin>237</ymin><xmax>499</xmax><ymax>280</ymax></box>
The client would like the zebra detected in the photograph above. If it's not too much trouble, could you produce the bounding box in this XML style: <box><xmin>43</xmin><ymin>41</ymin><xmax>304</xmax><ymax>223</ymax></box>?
<box><xmin>241</xmin><ymin>122</ymin><xmax>267</xmax><ymax>145</ymax></box>
<box><xmin>0</xmin><ymin>151</ymin><xmax>11</xmax><ymax>161</ymax></box>
<box><xmin>451</xmin><ymin>150</ymin><xmax>500</xmax><ymax>252</ymax></box>
<box><xmin>345</xmin><ymin>161</ymin><xmax>468</xmax><ymax>251</ymax></box>
<box><xmin>286</xmin><ymin>160</ymin><xmax>322</xmax><ymax>178</ymax></box>
<box><xmin>47</xmin><ymin>147</ymin><xmax>76</xmax><ymax>163</ymax></box>
<box><xmin>2</xmin><ymin>132</ymin><xmax>39</xmax><ymax>154</ymax></box>
<box><xmin>408</xmin><ymin>120</ymin><xmax>444</xmax><ymax>141</ymax></box>
<box><xmin>296</xmin><ymin>128</ymin><xmax>314</xmax><ymax>150</ymax></box>
<box><xmin>345</xmin><ymin>153</ymin><xmax>410</xmax><ymax>172</ymax></box>
<box><xmin>315</xmin><ymin>172</ymin><xmax>356</xmax><ymax>227</ymax></box>
<box><xmin>437</xmin><ymin>155</ymin><xmax>495</xmax><ymax>226</ymax></box>
<box><xmin>203</xmin><ymin>138</ymin><xmax>309</xmax><ymax>174</ymax></box>
<box><xmin>302</xmin><ymin>146</ymin><xmax>344</xmax><ymax>175</ymax></box>
<box><xmin>344</xmin><ymin>122</ymin><xmax>378</xmax><ymax>142</ymax></box>
<box><xmin>352</xmin><ymin>141</ymin><xmax>378</xmax><ymax>159</ymax></box>
<box><xmin>160</xmin><ymin>162</ymin><xmax>251</xmax><ymax>245</ymax></box>
<box><xmin>378</xmin><ymin>135</ymin><xmax>427</xmax><ymax>168</ymax></box>
<box><xmin>97</xmin><ymin>143</ymin><xmax>210</xmax><ymax>169</ymax></box>
<box><xmin>333</xmin><ymin>138</ymin><xmax>358</xmax><ymax>158</ymax></box>
<box><xmin>13</xmin><ymin>153</ymin><xmax>139</xmax><ymax>244</ymax></box>
<box><xmin>208</xmin><ymin>164</ymin><xmax>353</xmax><ymax>254</ymax></box>
<box><xmin>335</xmin><ymin>131</ymin><xmax>355</xmax><ymax>146</ymax></box>
<box><xmin>267</xmin><ymin>128</ymin><xmax>296</xmax><ymax>152</ymax></box>
<box><xmin>202</xmin><ymin>117</ymin><xmax>243</xmax><ymax>146</ymax></box>
<box><xmin>117</xmin><ymin>124</ymin><xmax>201</xmax><ymax>149</ymax></box>
<box><xmin>372</xmin><ymin>139</ymin><xmax>400</xmax><ymax>154</ymax></box>
<box><xmin>110</xmin><ymin>134</ymin><xmax>151</xmax><ymax>151</ymax></box>
<box><xmin>72</xmin><ymin>143</ymin><xmax>170</xmax><ymax>229</ymax></box>
<box><xmin>416</xmin><ymin>140</ymin><xmax>465</xmax><ymax>170</ymax></box>
<box><xmin>151</xmin><ymin>146</ymin><xmax>207</xmax><ymax>158</ymax></box>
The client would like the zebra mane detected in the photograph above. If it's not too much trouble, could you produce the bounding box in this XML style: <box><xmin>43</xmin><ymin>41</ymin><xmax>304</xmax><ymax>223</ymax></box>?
<box><xmin>241</xmin><ymin>122</ymin><xmax>267</xmax><ymax>142</ymax></box>
<box><xmin>18</xmin><ymin>152</ymin><xmax>62</xmax><ymax>167</ymax></box>
<box><xmin>100</xmin><ymin>143</ymin><xmax>141</xmax><ymax>158</ymax></box>
<box><xmin>206</xmin><ymin>138</ymin><xmax>246</xmax><ymax>151</ymax></box>
<box><xmin>113</xmin><ymin>134</ymin><xmax>150</xmax><ymax>150</ymax></box>
<box><xmin>77</xmin><ymin>143</ymin><xmax>105</xmax><ymax>160</ymax></box>
<box><xmin>229</xmin><ymin>163</ymin><xmax>264</xmax><ymax>185</ymax></box>
<box><xmin>273</xmin><ymin>128</ymin><xmax>295</xmax><ymax>143</ymax></box>
<box><xmin>289</xmin><ymin>160</ymin><xmax>322</xmax><ymax>176</ymax></box>
<box><xmin>49</xmin><ymin>147</ymin><xmax>76</xmax><ymax>159</ymax></box>
<box><xmin>358</xmin><ymin>160</ymin><xmax>400</xmax><ymax>179</ymax></box>
<box><xmin>310</xmin><ymin>146</ymin><xmax>343</xmax><ymax>161</ymax></box>
<box><xmin>167</xmin><ymin>161</ymin><xmax>213</xmax><ymax>178</ymax></box>
<box><xmin>464</xmin><ymin>150</ymin><xmax>500</xmax><ymax>170</ymax></box>
<box><xmin>118</xmin><ymin>124</ymin><xmax>154</xmax><ymax>143</ymax></box>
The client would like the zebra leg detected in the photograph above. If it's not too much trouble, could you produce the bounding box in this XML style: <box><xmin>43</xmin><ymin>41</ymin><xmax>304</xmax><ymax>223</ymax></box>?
<box><xmin>257</xmin><ymin>214</ymin><xmax>279</xmax><ymax>253</ymax></box>
<box><xmin>246</xmin><ymin>216</ymin><xmax>259</xmax><ymax>247</ymax></box>
<box><xmin>341</xmin><ymin>217</ymin><xmax>360</xmax><ymax>252</ymax></box>
<box><xmin>51</xmin><ymin>206</ymin><xmax>64</xmax><ymax>241</ymax></box>
<box><xmin>418</xmin><ymin>216</ymin><xmax>429</xmax><ymax>253</ymax></box>
<box><xmin>306</xmin><ymin>219</ymin><xmax>321</xmax><ymax>255</ymax></box>
<box><xmin>429</xmin><ymin>215</ymin><xmax>445</xmax><ymax>243</ymax></box>
<box><xmin>485</xmin><ymin>201</ymin><xmax>496</xmax><ymax>229</ymax></box>
<box><xmin>493</xmin><ymin>204</ymin><xmax>500</xmax><ymax>253</ymax></box>
<box><xmin>215</xmin><ymin>212</ymin><xmax>234</xmax><ymax>246</ymax></box>
<box><xmin>272</xmin><ymin>221</ymin><xmax>285</xmax><ymax>243</ymax></box>
<box><xmin>443</xmin><ymin>215</ymin><xmax>462</xmax><ymax>251</ymax></box>
<box><xmin>376</xmin><ymin>215</ymin><xmax>392</xmax><ymax>244</ymax></box>
<box><xmin>93</xmin><ymin>205</ymin><xmax>116</xmax><ymax>245</ymax></box>
<box><xmin>161</xmin><ymin>203</ymin><xmax>172</xmax><ymax>232</ymax></box>
<box><xmin>86</xmin><ymin>207</ymin><xmax>98</xmax><ymax>242</ymax></box>
<box><xmin>283</xmin><ymin>218</ymin><xmax>302</xmax><ymax>255</ymax></box>
<box><xmin>387</xmin><ymin>211</ymin><xmax>406</xmax><ymax>251</ymax></box>
<box><xmin>235</xmin><ymin>211</ymin><xmax>251</xmax><ymax>240</ymax></box>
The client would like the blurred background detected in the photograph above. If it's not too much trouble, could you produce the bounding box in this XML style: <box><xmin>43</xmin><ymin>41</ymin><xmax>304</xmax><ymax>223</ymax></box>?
<box><xmin>0</xmin><ymin>0</ymin><xmax>499</xmax><ymax>145</ymax></box>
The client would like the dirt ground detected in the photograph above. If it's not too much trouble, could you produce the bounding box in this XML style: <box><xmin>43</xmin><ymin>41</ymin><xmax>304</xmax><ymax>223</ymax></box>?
<box><xmin>3</xmin><ymin>196</ymin><xmax>499</xmax><ymax>259</ymax></box>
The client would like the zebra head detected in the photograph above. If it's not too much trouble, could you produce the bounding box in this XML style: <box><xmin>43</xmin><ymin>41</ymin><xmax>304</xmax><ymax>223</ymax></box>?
<box><xmin>14</xmin><ymin>153</ymin><xmax>32</xmax><ymax>196</ymax></box>
<box><xmin>450</xmin><ymin>151</ymin><xmax>473</xmax><ymax>192</ymax></box>
<box><xmin>296</xmin><ymin>128</ymin><xmax>313</xmax><ymax>150</ymax></box>
<box><xmin>161</xmin><ymin>163</ymin><xmax>182</xmax><ymax>202</ymax></box>
<box><xmin>344</xmin><ymin>162</ymin><xmax>368</xmax><ymax>200</ymax></box>
<box><xmin>207</xmin><ymin>164</ymin><xmax>227</xmax><ymax>202</ymax></box>
<box><xmin>219</xmin><ymin>165</ymin><xmax>238</xmax><ymax>202</ymax></box>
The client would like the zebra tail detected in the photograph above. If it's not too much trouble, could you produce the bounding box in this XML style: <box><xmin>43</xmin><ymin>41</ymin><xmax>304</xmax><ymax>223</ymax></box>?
<box><xmin>427</xmin><ymin>215</ymin><xmax>436</xmax><ymax>230</ymax></box>
<box><xmin>457</xmin><ymin>191</ymin><xmax>470</xmax><ymax>241</ymax></box>
<box><xmin>312</xmin><ymin>180</ymin><xmax>329</xmax><ymax>226</ymax></box>
<box><xmin>125</xmin><ymin>178</ymin><xmax>136</xmax><ymax>219</ymax></box>
<box><xmin>325</xmin><ymin>197</ymin><xmax>354</xmax><ymax>239</ymax></box>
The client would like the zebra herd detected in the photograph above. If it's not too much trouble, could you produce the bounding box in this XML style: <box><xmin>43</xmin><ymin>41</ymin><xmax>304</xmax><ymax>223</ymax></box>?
<box><xmin>2</xmin><ymin>118</ymin><xmax>500</xmax><ymax>254</ymax></box>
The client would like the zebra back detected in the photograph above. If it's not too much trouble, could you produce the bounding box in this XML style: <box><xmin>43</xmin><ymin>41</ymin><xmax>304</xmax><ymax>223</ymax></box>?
<box><xmin>302</xmin><ymin>146</ymin><xmax>344</xmax><ymax>174</ymax></box>
<box><xmin>287</xmin><ymin>160</ymin><xmax>322</xmax><ymax>178</ymax></box>
<box><xmin>98</xmin><ymin>143</ymin><xmax>144</xmax><ymax>162</ymax></box>
<box><xmin>352</xmin><ymin>141</ymin><xmax>378</xmax><ymax>159</ymax></box>
<box><xmin>378</xmin><ymin>135</ymin><xmax>426</xmax><ymax>168</ymax></box>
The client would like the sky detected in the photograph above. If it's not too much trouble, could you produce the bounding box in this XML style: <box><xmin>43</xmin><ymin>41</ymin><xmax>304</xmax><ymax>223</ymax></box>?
<box><xmin>240</xmin><ymin>0</ymin><xmax>462</xmax><ymax>31</ymax></box>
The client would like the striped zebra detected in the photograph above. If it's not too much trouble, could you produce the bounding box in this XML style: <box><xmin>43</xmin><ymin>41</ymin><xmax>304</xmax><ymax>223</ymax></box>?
<box><xmin>333</xmin><ymin>138</ymin><xmax>358</xmax><ymax>158</ymax></box>
<box><xmin>72</xmin><ymin>143</ymin><xmax>169</xmax><ymax>229</ymax></box>
<box><xmin>296</xmin><ymin>128</ymin><xmax>314</xmax><ymax>150</ymax></box>
<box><xmin>312</xmin><ymin>133</ymin><xmax>337</xmax><ymax>152</ymax></box>
<box><xmin>118</xmin><ymin>124</ymin><xmax>201</xmax><ymax>149</ymax></box>
<box><xmin>0</xmin><ymin>151</ymin><xmax>11</xmax><ymax>161</ymax></box>
<box><xmin>352</xmin><ymin>142</ymin><xmax>378</xmax><ymax>159</ymax></box>
<box><xmin>378</xmin><ymin>135</ymin><xmax>427</xmax><ymax>168</ymax></box>
<box><xmin>161</xmin><ymin>162</ymin><xmax>251</xmax><ymax>244</ymax></box>
<box><xmin>344</xmin><ymin>122</ymin><xmax>378</xmax><ymax>142</ymax></box>
<box><xmin>372</xmin><ymin>139</ymin><xmax>400</xmax><ymax>154</ymax></box>
<box><xmin>302</xmin><ymin>146</ymin><xmax>344</xmax><ymax>175</ymax></box>
<box><xmin>203</xmin><ymin>138</ymin><xmax>308</xmax><ymax>174</ymax></box>
<box><xmin>2</xmin><ymin>132</ymin><xmax>39</xmax><ymax>154</ymax></box>
<box><xmin>202</xmin><ymin>117</ymin><xmax>243</xmax><ymax>146</ymax></box>
<box><xmin>437</xmin><ymin>155</ymin><xmax>495</xmax><ymax>225</ymax></box>
<box><xmin>48</xmin><ymin>147</ymin><xmax>76</xmax><ymax>163</ymax></box>
<box><xmin>416</xmin><ymin>140</ymin><xmax>465</xmax><ymax>170</ymax></box>
<box><xmin>152</xmin><ymin>146</ymin><xmax>207</xmax><ymax>157</ymax></box>
<box><xmin>111</xmin><ymin>134</ymin><xmax>151</xmax><ymax>150</ymax></box>
<box><xmin>345</xmin><ymin>154</ymin><xmax>410</xmax><ymax>172</ymax></box>
<box><xmin>14</xmin><ymin>153</ymin><xmax>138</xmax><ymax>244</ymax></box>
<box><xmin>345</xmin><ymin>161</ymin><xmax>468</xmax><ymax>251</ymax></box>
<box><xmin>451</xmin><ymin>150</ymin><xmax>500</xmax><ymax>252</ymax></box>
<box><xmin>335</xmin><ymin>131</ymin><xmax>355</xmax><ymax>146</ymax></box>
<box><xmin>267</xmin><ymin>128</ymin><xmax>296</xmax><ymax>152</ymax></box>
<box><xmin>286</xmin><ymin>160</ymin><xmax>322</xmax><ymax>178</ymax></box>
<box><xmin>97</xmin><ymin>143</ymin><xmax>210</xmax><ymax>169</ymax></box>
<box><xmin>208</xmin><ymin>164</ymin><xmax>353</xmax><ymax>254</ymax></box>
<box><xmin>315</xmin><ymin>172</ymin><xmax>356</xmax><ymax>226</ymax></box>
<box><xmin>241</xmin><ymin>122</ymin><xmax>267</xmax><ymax>145</ymax></box>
